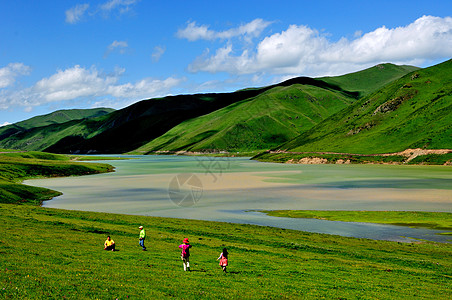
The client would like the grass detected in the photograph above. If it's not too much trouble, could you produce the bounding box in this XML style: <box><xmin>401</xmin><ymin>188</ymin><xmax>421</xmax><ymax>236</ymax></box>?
<box><xmin>135</xmin><ymin>83</ymin><xmax>355</xmax><ymax>154</ymax></box>
<box><xmin>1</xmin><ymin>63</ymin><xmax>418</xmax><ymax>155</ymax></box>
<box><xmin>262</xmin><ymin>210</ymin><xmax>452</xmax><ymax>235</ymax></box>
<box><xmin>0</xmin><ymin>151</ymin><xmax>114</xmax><ymax>205</ymax></box>
<box><xmin>1</xmin><ymin>204</ymin><xmax>451</xmax><ymax>299</ymax></box>
<box><xmin>319</xmin><ymin>63</ymin><xmax>419</xmax><ymax>98</ymax></box>
<box><xmin>1</xmin><ymin>150</ymin><xmax>451</xmax><ymax>298</ymax></box>
<box><xmin>278</xmin><ymin>59</ymin><xmax>452</xmax><ymax>155</ymax></box>
<box><xmin>253</xmin><ymin>151</ymin><xmax>452</xmax><ymax>165</ymax></box>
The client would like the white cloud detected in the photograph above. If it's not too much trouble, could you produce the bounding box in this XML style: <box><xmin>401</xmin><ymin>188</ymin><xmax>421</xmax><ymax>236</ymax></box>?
<box><xmin>177</xmin><ymin>19</ymin><xmax>273</xmax><ymax>41</ymax></box>
<box><xmin>0</xmin><ymin>65</ymin><xmax>185</xmax><ymax>111</ymax></box>
<box><xmin>188</xmin><ymin>15</ymin><xmax>452</xmax><ymax>77</ymax></box>
<box><xmin>104</xmin><ymin>40</ymin><xmax>129</xmax><ymax>58</ymax></box>
<box><xmin>0</xmin><ymin>63</ymin><xmax>31</xmax><ymax>89</ymax></box>
<box><xmin>100</xmin><ymin>0</ymin><xmax>139</xmax><ymax>13</ymax></box>
<box><xmin>152</xmin><ymin>46</ymin><xmax>166</xmax><ymax>62</ymax></box>
<box><xmin>65</xmin><ymin>3</ymin><xmax>90</xmax><ymax>24</ymax></box>
<box><xmin>66</xmin><ymin>0</ymin><xmax>139</xmax><ymax>24</ymax></box>
<box><xmin>0</xmin><ymin>121</ymin><xmax>12</xmax><ymax>127</ymax></box>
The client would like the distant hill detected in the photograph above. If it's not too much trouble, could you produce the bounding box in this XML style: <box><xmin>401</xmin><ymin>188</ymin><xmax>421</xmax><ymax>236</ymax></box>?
<box><xmin>319</xmin><ymin>64</ymin><xmax>419</xmax><ymax>98</ymax></box>
<box><xmin>269</xmin><ymin>59</ymin><xmax>452</xmax><ymax>155</ymax></box>
<box><xmin>135</xmin><ymin>81</ymin><xmax>355</xmax><ymax>153</ymax></box>
<box><xmin>0</xmin><ymin>63</ymin><xmax>420</xmax><ymax>154</ymax></box>
<box><xmin>0</xmin><ymin>108</ymin><xmax>114</xmax><ymax>141</ymax></box>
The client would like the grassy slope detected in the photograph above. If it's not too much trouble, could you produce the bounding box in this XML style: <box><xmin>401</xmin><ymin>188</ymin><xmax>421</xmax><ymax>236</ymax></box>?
<box><xmin>0</xmin><ymin>108</ymin><xmax>114</xmax><ymax>141</ymax></box>
<box><xmin>263</xmin><ymin>210</ymin><xmax>452</xmax><ymax>233</ymax></box>
<box><xmin>0</xmin><ymin>90</ymin><xmax>273</xmax><ymax>154</ymax></box>
<box><xmin>0</xmin><ymin>151</ymin><xmax>114</xmax><ymax>205</ymax></box>
<box><xmin>134</xmin><ymin>84</ymin><xmax>354</xmax><ymax>153</ymax></box>
<box><xmin>319</xmin><ymin>63</ymin><xmax>420</xmax><ymax>98</ymax></box>
<box><xmin>1</xmin><ymin>204</ymin><xmax>451</xmax><ymax>299</ymax></box>
<box><xmin>274</xmin><ymin>59</ymin><xmax>452</xmax><ymax>155</ymax></box>
<box><xmin>0</xmin><ymin>64</ymin><xmax>418</xmax><ymax>155</ymax></box>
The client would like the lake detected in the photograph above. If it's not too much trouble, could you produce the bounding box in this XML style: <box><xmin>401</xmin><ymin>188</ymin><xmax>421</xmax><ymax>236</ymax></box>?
<box><xmin>25</xmin><ymin>155</ymin><xmax>452</xmax><ymax>243</ymax></box>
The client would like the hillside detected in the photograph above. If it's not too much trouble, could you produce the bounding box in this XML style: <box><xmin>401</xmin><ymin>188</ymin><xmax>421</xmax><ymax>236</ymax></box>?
<box><xmin>319</xmin><ymin>63</ymin><xmax>419</xmax><ymax>98</ymax></box>
<box><xmin>134</xmin><ymin>82</ymin><xmax>355</xmax><ymax>153</ymax></box>
<box><xmin>262</xmin><ymin>59</ymin><xmax>452</xmax><ymax>157</ymax></box>
<box><xmin>0</xmin><ymin>63</ymin><xmax>418</xmax><ymax>154</ymax></box>
<box><xmin>0</xmin><ymin>108</ymin><xmax>114</xmax><ymax>141</ymax></box>
<box><xmin>0</xmin><ymin>151</ymin><xmax>113</xmax><ymax>205</ymax></box>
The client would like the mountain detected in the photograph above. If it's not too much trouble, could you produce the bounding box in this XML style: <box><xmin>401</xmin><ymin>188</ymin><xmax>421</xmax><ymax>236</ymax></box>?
<box><xmin>267</xmin><ymin>59</ymin><xmax>452</xmax><ymax>155</ymax></box>
<box><xmin>0</xmin><ymin>108</ymin><xmax>114</xmax><ymax>141</ymax></box>
<box><xmin>0</xmin><ymin>88</ymin><xmax>280</xmax><ymax>153</ymax></box>
<box><xmin>134</xmin><ymin>80</ymin><xmax>355</xmax><ymax>153</ymax></box>
<box><xmin>134</xmin><ymin>64</ymin><xmax>420</xmax><ymax>154</ymax></box>
<box><xmin>319</xmin><ymin>64</ymin><xmax>419</xmax><ymax>98</ymax></box>
<box><xmin>0</xmin><ymin>63</ymin><xmax>420</xmax><ymax>154</ymax></box>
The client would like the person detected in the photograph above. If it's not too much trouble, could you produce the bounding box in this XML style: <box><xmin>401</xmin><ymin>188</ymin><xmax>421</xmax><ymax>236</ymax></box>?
<box><xmin>217</xmin><ymin>248</ymin><xmax>228</xmax><ymax>273</ymax></box>
<box><xmin>179</xmin><ymin>238</ymin><xmax>192</xmax><ymax>271</ymax></box>
<box><xmin>104</xmin><ymin>236</ymin><xmax>115</xmax><ymax>251</ymax></box>
<box><xmin>139</xmin><ymin>226</ymin><xmax>146</xmax><ymax>251</ymax></box>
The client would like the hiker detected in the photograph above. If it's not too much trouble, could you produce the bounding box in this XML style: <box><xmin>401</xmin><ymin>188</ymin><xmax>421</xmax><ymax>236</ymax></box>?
<box><xmin>104</xmin><ymin>236</ymin><xmax>115</xmax><ymax>251</ymax></box>
<box><xmin>139</xmin><ymin>226</ymin><xmax>146</xmax><ymax>251</ymax></box>
<box><xmin>217</xmin><ymin>248</ymin><xmax>228</xmax><ymax>273</ymax></box>
<box><xmin>179</xmin><ymin>238</ymin><xmax>192</xmax><ymax>271</ymax></box>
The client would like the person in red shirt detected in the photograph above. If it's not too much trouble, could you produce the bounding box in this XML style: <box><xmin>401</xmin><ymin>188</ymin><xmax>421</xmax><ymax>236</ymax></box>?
<box><xmin>217</xmin><ymin>248</ymin><xmax>228</xmax><ymax>273</ymax></box>
<box><xmin>179</xmin><ymin>238</ymin><xmax>192</xmax><ymax>271</ymax></box>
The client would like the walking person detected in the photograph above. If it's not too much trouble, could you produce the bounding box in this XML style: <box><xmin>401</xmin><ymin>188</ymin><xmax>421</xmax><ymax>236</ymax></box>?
<box><xmin>138</xmin><ymin>226</ymin><xmax>146</xmax><ymax>251</ymax></box>
<box><xmin>217</xmin><ymin>248</ymin><xmax>228</xmax><ymax>273</ymax></box>
<box><xmin>179</xmin><ymin>238</ymin><xmax>192</xmax><ymax>271</ymax></box>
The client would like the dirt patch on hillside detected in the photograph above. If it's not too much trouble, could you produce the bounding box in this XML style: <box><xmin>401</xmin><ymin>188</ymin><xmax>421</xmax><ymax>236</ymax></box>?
<box><xmin>389</xmin><ymin>148</ymin><xmax>452</xmax><ymax>162</ymax></box>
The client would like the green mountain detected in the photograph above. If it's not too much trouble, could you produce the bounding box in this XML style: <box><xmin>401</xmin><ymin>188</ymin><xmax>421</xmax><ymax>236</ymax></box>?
<box><xmin>135</xmin><ymin>80</ymin><xmax>355</xmax><ymax>153</ymax></box>
<box><xmin>0</xmin><ymin>108</ymin><xmax>114</xmax><ymax>141</ymax></box>
<box><xmin>270</xmin><ymin>59</ymin><xmax>452</xmax><ymax>155</ymax></box>
<box><xmin>0</xmin><ymin>63</ymin><xmax>420</xmax><ymax>154</ymax></box>
<box><xmin>319</xmin><ymin>64</ymin><xmax>419</xmax><ymax>98</ymax></box>
<box><xmin>135</xmin><ymin>64</ymin><xmax>420</xmax><ymax>154</ymax></box>
<box><xmin>0</xmin><ymin>88</ymin><xmax>283</xmax><ymax>153</ymax></box>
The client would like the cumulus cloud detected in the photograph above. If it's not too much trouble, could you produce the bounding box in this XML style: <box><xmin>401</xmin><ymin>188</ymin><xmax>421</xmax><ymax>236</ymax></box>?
<box><xmin>65</xmin><ymin>3</ymin><xmax>90</xmax><ymax>24</ymax></box>
<box><xmin>0</xmin><ymin>63</ymin><xmax>31</xmax><ymax>89</ymax></box>
<box><xmin>188</xmin><ymin>15</ymin><xmax>452</xmax><ymax>76</ymax></box>
<box><xmin>0</xmin><ymin>65</ymin><xmax>184</xmax><ymax>110</ymax></box>
<box><xmin>177</xmin><ymin>18</ymin><xmax>273</xmax><ymax>41</ymax></box>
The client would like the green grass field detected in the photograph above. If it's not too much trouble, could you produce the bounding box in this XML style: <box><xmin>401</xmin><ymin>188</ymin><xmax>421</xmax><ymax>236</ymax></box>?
<box><xmin>1</xmin><ymin>204</ymin><xmax>451</xmax><ymax>299</ymax></box>
<box><xmin>253</xmin><ymin>151</ymin><xmax>452</xmax><ymax>165</ymax></box>
<box><xmin>262</xmin><ymin>210</ymin><xmax>452</xmax><ymax>235</ymax></box>
<box><xmin>1</xmin><ymin>151</ymin><xmax>451</xmax><ymax>298</ymax></box>
<box><xmin>277</xmin><ymin>59</ymin><xmax>452</xmax><ymax>155</ymax></box>
<box><xmin>0</xmin><ymin>151</ymin><xmax>114</xmax><ymax>205</ymax></box>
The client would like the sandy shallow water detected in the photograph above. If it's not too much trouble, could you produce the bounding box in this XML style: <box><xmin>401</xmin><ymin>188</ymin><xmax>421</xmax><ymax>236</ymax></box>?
<box><xmin>25</xmin><ymin>155</ymin><xmax>452</xmax><ymax>243</ymax></box>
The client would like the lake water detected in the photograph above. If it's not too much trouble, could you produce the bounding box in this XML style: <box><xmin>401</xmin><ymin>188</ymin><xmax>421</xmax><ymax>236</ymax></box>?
<box><xmin>26</xmin><ymin>155</ymin><xmax>452</xmax><ymax>243</ymax></box>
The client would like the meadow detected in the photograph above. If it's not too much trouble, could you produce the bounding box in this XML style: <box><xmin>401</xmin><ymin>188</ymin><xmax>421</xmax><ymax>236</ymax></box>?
<box><xmin>1</xmin><ymin>151</ymin><xmax>451</xmax><ymax>298</ymax></box>
<box><xmin>262</xmin><ymin>210</ymin><xmax>452</xmax><ymax>235</ymax></box>
<box><xmin>0</xmin><ymin>151</ymin><xmax>114</xmax><ymax>205</ymax></box>
<box><xmin>1</xmin><ymin>204</ymin><xmax>451</xmax><ymax>299</ymax></box>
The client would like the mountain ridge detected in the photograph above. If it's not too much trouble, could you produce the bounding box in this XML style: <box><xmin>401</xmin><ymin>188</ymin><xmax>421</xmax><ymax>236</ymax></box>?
<box><xmin>0</xmin><ymin>62</ymin><xmax>432</xmax><ymax>156</ymax></box>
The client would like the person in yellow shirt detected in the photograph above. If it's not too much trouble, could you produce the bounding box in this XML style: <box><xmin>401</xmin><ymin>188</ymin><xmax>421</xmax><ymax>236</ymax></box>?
<box><xmin>104</xmin><ymin>236</ymin><xmax>116</xmax><ymax>251</ymax></box>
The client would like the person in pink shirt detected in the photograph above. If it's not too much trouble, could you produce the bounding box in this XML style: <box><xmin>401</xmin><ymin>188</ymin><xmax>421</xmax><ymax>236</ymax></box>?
<box><xmin>217</xmin><ymin>248</ymin><xmax>228</xmax><ymax>273</ymax></box>
<box><xmin>179</xmin><ymin>238</ymin><xmax>192</xmax><ymax>271</ymax></box>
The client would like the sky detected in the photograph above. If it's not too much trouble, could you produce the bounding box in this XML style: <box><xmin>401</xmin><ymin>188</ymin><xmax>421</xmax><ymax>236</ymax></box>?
<box><xmin>1</xmin><ymin>0</ymin><xmax>451</xmax><ymax>125</ymax></box>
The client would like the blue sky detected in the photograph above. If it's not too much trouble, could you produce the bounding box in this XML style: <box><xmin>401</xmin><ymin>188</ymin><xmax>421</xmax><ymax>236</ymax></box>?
<box><xmin>1</xmin><ymin>0</ymin><xmax>451</xmax><ymax>125</ymax></box>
